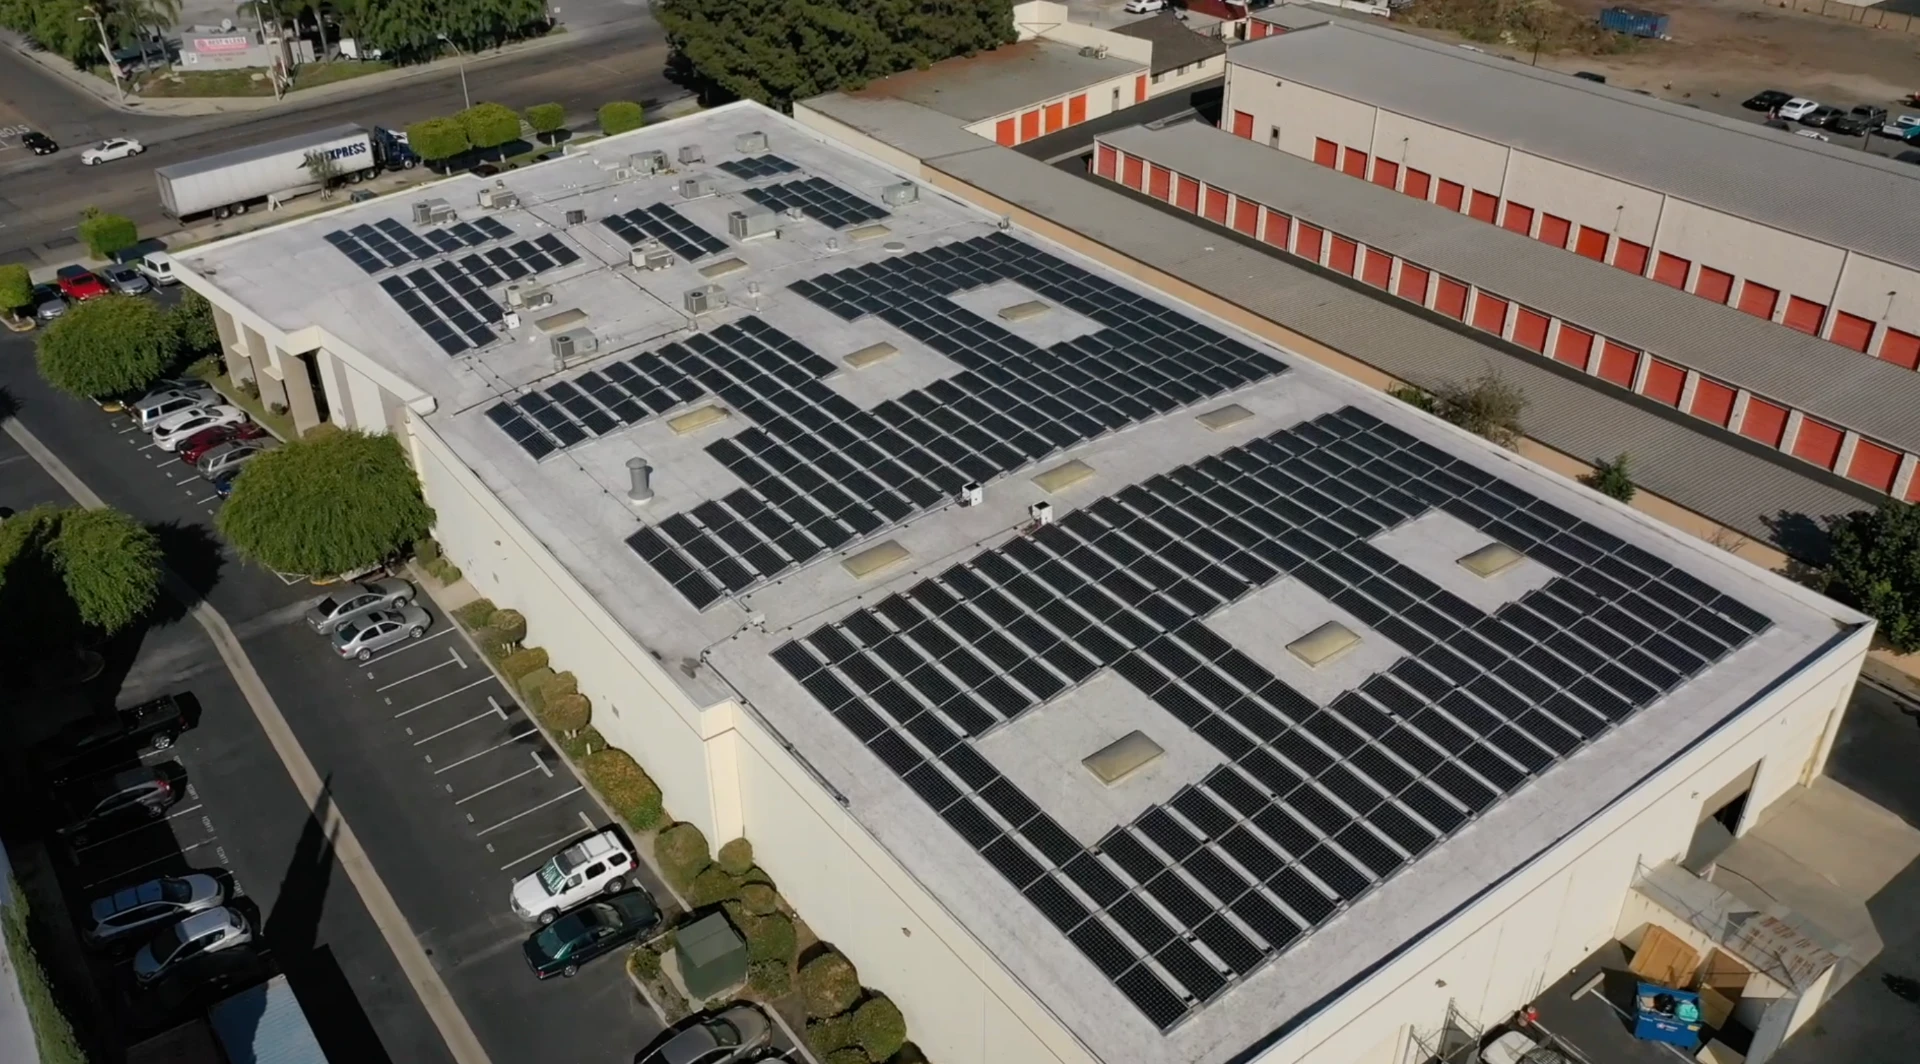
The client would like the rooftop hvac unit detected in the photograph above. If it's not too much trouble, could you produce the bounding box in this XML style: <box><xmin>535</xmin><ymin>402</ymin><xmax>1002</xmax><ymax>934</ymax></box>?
<box><xmin>630</xmin><ymin>149</ymin><xmax>669</xmax><ymax>175</ymax></box>
<box><xmin>678</xmin><ymin>177</ymin><xmax>711</xmax><ymax>200</ymax></box>
<box><xmin>410</xmin><ymin>199</ymin><xmax>437</xmax><ymax>224</ymax></box>
<box><xmin>612</xmin><ymin>166</ymin><xmax>637</xmax><ymax>181</ymax></box>
<box><xmin>564</xmin><ymin>208</ymin><xmax>587</xmax><ymax>226</ymax></box>
<box><xmin>734</xmin><ymin>131</ymin><xmax>768</xmax><ymax>153</ymax></box>
<box><xmin>684</xmin><ymin>284</ymin><xmax>728</xmax><ymax>315</ymax></box>
<box><xmin>411</xmin><ymin>197</ymin><xmax>457</xmax><ymax>224</ymax></box>
<box><xmin>550</xmin><ymin>328</ymin><xmax>600</xmax><ymax>362</ymax></box>
<box><xmin>505</xmin><ymin>283</ymin><xmax>554</xmax><ymax>310</ymax></box>
<box><xmin>630</xmin><ymin>241</ymin><xmax>674</xmax><ymax>271</ymax></box>
<box><xmin>476</xmin><ymin>184</ymin><xmax>520</xmax><ymax>210</ymax></box>
<box><xmin>727</xmin><ymin>205</ymin><xmax>779</xmax><ymax>240</ymax></box>
<box><xmin>677</xmin><ymin>144</ymin><xmax>705</xmax><ymax>165</ymax></box>
<box><xmin>881</xmin><ymin>181</ymin><xmax>918</xmax><ymax>206</ymax></box>
<box><xmin>1079</xmin><ymin>44</ymin><xmax>1109</xmax><ymax>59</ymax></box>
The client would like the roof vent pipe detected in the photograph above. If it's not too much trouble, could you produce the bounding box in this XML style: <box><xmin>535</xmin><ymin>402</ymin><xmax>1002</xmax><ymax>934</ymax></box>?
<box><xmin>626</xmin><ymin>457</ymin><xmax>655</xmax><ymax>503</ymax></box>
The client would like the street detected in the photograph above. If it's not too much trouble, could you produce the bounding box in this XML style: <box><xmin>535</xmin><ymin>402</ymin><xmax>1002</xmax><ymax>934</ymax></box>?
<box><xmin>0</xmin><ymin>20</ymin><xmax>681</xmax><ymax>269</ymax></box>
<box><xmin>0</xmin><ymin>302</ymin><xmax>668</xmax><ymax>1060</ymax></box>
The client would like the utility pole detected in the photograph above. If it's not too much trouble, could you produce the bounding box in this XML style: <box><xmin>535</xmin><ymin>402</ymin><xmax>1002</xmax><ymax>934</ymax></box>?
<box><xmin>438</xmin><ymin>33</ymin><xmax>471</xmax><ymax>111</ymax></box>
<box><xmin>79</xmin><ymin>8</ymin><xmax>124</xmax><ymax>100</ymax></box>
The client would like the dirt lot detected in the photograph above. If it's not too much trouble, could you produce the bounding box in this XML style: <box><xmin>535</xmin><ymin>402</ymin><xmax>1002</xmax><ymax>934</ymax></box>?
<box><xmin>1398</xmin><ymin>0</ymin><xmax>1920</xmax><ymax>110</ymax></box>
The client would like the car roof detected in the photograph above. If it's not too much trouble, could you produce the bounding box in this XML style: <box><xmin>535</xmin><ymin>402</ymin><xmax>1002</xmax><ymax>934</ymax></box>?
<box><xmin>175</xmin><ymin>907</ymin><xmax>231</xmax><ymax>938</ymax></box>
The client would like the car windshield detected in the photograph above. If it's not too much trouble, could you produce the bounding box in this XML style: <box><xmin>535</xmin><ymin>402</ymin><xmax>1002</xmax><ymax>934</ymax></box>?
<box><xmin>334</xmin><ymin>620</ymin><xmax>360</xmax><ymax>642</ymax></box>
<box><xmin>315</xmin><ymin>596</ymin><xmax>339</xmax><ymax>614</ymax></box>
<box><xmin>709</xmin><ymin>1018</ymin><xmax>742</xmax><ymax>1047</ymax></box>
<box><xmin>537</xmin><ymin>856</ymin><xmax>568</xmax><ymax>895</ymax></box>
<box><xmin>159</xmin><ymin>879</ymin><xmax>192</xmax><ymax>903</ymax></box>
<box><xmin>531</xmin><ymin>924</ymin><xmax>573</xmax><ymax>958</ymax></box>
<box><xmin>145</xmin><ymin>919</ymin><xmax>191</xmax><ymax>962</ymax></box>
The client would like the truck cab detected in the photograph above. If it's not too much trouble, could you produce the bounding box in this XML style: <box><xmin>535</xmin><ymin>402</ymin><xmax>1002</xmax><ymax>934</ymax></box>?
<box><xmin>373</xmin><ymin>127</ymin><xmax>419</xmax><ymax>171</ymax></box>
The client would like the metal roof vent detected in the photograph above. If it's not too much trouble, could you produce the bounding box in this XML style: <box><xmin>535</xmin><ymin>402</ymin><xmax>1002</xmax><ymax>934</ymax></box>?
<box><xmin>550</xmin><ymin>327</ymin><xmax>598</xmax><ymax>365</ymax></box>
<box><xmin>1083</xmin><ymin>730</ymin><xmax>1162</xmax><ymax>787</ymax></box>
<box><xmin>476</xmin><ymin>183</ymin><xmax>519</xmax><ymax>210</ymax></box>
<box><xmin>1288</xmin><ymin>622</ymin><xmax>1359</xmax><ymax>668</ymax></box>
<box><xmin>728</xmin><ymin>205</ymin><xmax>779</xmax><ymax>240</ymax></box>
<box><xmin>504</xmin><ymin>283</ymin><xmax>554</xmax><ymax>309</ymax></box>
<box><xmin>881</xmin><ymin>181</ymin><xmax>918</xmax><ymax>206</ymax></box>
<box><xmin>1459</xmin><ymin>542</ymin><xmax>1526</xmax><ymax>578</ymax></box>
<box><xmin>999</xmin><ymin>300</ymin><xmax>1049</xmax><ymax>323</ymax></box>
<box><xmin>629</xmin><ymin>150</ymin><xmax>668</xmax><ymax>175</ymax></box>
<box><xmin>625</xmin><ymin>457</ymin><xmax>654</xmax><ymax>503</ymax></box>
<box><xmin>734</xmin><ymin>131</ymin><xmax>769</xmax><ymax>153</ymax></box>
<box><xmin>564</xmin><ymin>208</ymin><xmax>587</xmax><ymax>225</ymax></box>
<box><xmin>844</xmin><ymin>342</ymin><xmax>898</xmax><ymax>369</ymax></box>
<box><xmin>677</xmin><ymin>176</ymin><xmax>712</xmax><ymax>200</ymax></box>
<box><xmin>842</xmin><ymin>540</ymin><xmax>909</xmax><ymax>579</ymax></box>
<box><xmin>630</xmin><ymin>241</ymin><xmax>674</xmax><ymax>271</ymax></box>
<box><xmin>677</xmin><ymin>144</ymin><xmax>705</xmax><ymax>165</ymax></box>
<box><xmin>683</xmin><ymin>285</ymin><xmax>728</xmax><ymax>315</ymax></box>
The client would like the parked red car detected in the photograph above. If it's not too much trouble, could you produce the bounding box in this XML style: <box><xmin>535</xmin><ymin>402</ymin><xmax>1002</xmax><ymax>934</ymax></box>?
<box><xmin>55</xmin><ymin>266</ymin><xmax>110</xmax><ymax>301</ymax></box>
<box><xmin>177</xmin><ymin>422</ymin><xmax>267</xmax><ymax>464</ymax></box>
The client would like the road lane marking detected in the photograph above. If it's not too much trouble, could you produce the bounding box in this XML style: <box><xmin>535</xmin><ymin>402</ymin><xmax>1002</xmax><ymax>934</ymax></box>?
<box><xmin>429</xmin><ymin>728</ymin><xmax>537</xmax><ymax>773</ymax></box>
<box><xmin>475</xmin><ymin>786</ymin><xmax>583</xmax><ymax>837</ymax></box>
<box><xmin>377</xmin><ymin>648</ymin><xmax>462</xmax><ymax>691</ymax></box>
<box><xmin>2</xmin><ymin>415</ymin><xmax>493</xmax><ymax>1064</ymax></box>
<box><xmin>393</xmin><ymin>676</ymin><xmax>493</xmax><ymax>718</ymax></box>
<box><xmin>412</xmin><ymin>700</ymin><xmax>508</xmax><ymax>746</ymax></box>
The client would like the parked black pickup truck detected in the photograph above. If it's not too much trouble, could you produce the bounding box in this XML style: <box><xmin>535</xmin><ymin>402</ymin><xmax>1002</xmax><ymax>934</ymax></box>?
<box><xmin>45</xmin><ymin>694</ymin><xmax>196</xmax><ymax>776</ymax></box>
<box><xmin>1828</xmin><ymin>104</ymin><xmax>1889</xmax><ymax>137</ymax></box>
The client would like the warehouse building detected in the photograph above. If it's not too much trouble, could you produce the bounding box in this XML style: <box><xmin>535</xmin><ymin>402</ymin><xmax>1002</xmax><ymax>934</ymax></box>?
<box><xmin>178</xmin><ymin>103</ymin><xmax>1872</xmax><ymax>1064</ymax></box>
<box><xmin>1092</xmin><ymin>120</ymin><xmax>1920</xmax><ymax>499</ymax></box>
<box><xmin>1221</xmin><ymin>21</ymin><xmax>1920</xmax><ymax>369</ymax></box>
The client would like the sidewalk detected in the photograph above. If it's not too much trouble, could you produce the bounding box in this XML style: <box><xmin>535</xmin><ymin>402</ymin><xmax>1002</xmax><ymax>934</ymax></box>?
<box><xmin>2</xmin><ymin>20</ymin><xmax>634</xmax><ymax>119</ymax></box>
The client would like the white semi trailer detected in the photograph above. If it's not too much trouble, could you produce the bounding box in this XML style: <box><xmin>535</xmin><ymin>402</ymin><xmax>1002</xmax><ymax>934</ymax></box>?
<box><xmin>155</xmin><ymin>123</ymin><xmax>416</xmax><ymax>221</ymax></box>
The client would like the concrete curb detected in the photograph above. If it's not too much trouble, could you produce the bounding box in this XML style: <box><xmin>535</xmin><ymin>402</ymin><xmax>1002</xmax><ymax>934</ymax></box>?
<box><xmin>3</xmin><ymin>21</ymin><xmax>628</xmax><ymax>119</ymax></box>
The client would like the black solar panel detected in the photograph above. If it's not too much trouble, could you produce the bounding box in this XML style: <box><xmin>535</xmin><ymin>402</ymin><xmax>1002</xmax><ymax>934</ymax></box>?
<box><xmin>599</xmin><ymin>201</ymin><xmax>730</xmax><ymax>261</ymax></box>
<box><xmin>740</xmin><ymin>176</ymin><xmax>890</xmax><ymax>229</ymax></box>
<box><xmin>716</xmin><ymin>154</ymin><xmax>801</xmax><ymax>179</ymax></box>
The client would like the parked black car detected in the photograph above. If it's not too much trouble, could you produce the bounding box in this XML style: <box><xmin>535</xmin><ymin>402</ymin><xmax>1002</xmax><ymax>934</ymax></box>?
<box><xmin>46</xmin><ymin>694</ymin><xmax>196</xmax><ymax>779</ymax></box>
<box><xmin>1573</xmin><ymin>71</ymin><xmax>1607</xmax><ymax>83</ymax></box>
<box><xmin>523</xmin><ymin>891</ymin><xmax>661</xmax><ymax>979</ymax></box>
<box><xmin>52</xmin><ymin>765</ymin><xmax>181</xmax><ymax>848</ymax></box>
<box><xmin>1828</xmin><ymin>104</ymin><xmax>1888</xmax><ymax>137</ymax></box>
<box><xmin>1742</xmin><ymin>89</ymin><xmax>1792</xmax><ymax>112</ymax></box>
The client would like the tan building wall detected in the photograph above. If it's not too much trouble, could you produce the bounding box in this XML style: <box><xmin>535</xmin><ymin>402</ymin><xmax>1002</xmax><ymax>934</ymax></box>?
<box><xmin>1148</xmin><ymin>52</ymin><xmax>1225</xmax><ymax>97</ymax></box>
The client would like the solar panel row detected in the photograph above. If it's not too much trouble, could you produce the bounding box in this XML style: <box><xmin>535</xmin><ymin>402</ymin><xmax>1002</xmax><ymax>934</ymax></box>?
<box><xmin>600</xmin><ymin>202</ymin><xmax>730</xmax><ymax>261</ymax></box>
<box><xmin>740</xmin><ymin>176</ymin><xmax>890</xmax><ymax>229</ymax></box>
<box><xmin>323</xmin><ymin>215</ymin><xmax>513</xmax><ymax>274</ymax></box>
<box><xmin>716</xmin><ymin>154</ymin><xmax>801</xmax><ymax>179</ymax></box>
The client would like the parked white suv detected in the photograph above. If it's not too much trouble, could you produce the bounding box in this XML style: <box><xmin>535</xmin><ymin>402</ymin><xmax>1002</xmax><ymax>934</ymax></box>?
<box><xmin>510</xmin><ymin>830</ymin><xmax>635</xmax><ymax>924</ymax></box>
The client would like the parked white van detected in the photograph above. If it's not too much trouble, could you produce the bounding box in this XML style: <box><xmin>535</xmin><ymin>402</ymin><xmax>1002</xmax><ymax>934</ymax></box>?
<box><xmin>135</xmin><ymin>251</ymin><xmax>178</xmax><ymax>286</ymax></box>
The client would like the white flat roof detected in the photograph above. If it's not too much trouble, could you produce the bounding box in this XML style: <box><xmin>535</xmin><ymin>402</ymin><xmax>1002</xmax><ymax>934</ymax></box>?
<box><xmin>182</xmin><ymin>102</ymin><xmax>1863</xmax><ymax>1064</ymax></box>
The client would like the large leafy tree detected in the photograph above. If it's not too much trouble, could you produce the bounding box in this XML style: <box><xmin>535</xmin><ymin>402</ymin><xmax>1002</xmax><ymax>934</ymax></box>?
<box><xmin>170</xmin><ymin>290</ymin><xmax>221</xmax><ymax>356</ymax></box>
<box><xmin>655</xmin><ymin>0</ymin><xmax>1016</xmax><ymax>110</ymax></box>
<box><xmin>218</xmin><ymin>429</ymin><xmax>436</xmax><ymax>577</ymax></box>
<box><xmin>0</xmin><ymin>263</ymin><xmax>30</xmax><ymax>313</ymax></box>
<box><xmin>405</xmin><ymin>116</ymin><xmax>470</xmax><ymax>162</ymax></box>
<box><xmin>35</xmin><ymin>294</ymin><xmax>177</xmax><ymax>399</ymax></box>
<box><xmin>1826</xmin><ymin>501</ymin><xmax>1920</xmax><ymax>652</ymax></box>
<box><xmin>342</xmin><ymin>0</ymin><xmax>548</xmax><ymax>58</ymax></box>
<box><xmin>0</xmin><ymin>506</ymin><xmax>162</xmax><ymax>673</ymax></box>
<box><xmin>459</xmin><ymin>102</ymin><xmax>522</xmax><ymax>150</ymax></box>
<box><xmin>0</xmin><ymin>0</ymin><xmax>98</xmax><ymax>66</ymax></box>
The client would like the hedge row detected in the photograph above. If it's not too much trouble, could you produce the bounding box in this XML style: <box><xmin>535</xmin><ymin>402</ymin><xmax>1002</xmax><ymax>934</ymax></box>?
<box><xmin>806</xmin><ymin>996</ymin><xmax>908</xmax><ymax>1063</ymax></box>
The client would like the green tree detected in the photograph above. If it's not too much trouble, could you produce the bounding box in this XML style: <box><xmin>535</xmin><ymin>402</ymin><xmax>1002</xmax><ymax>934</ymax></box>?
<box><xmin>342</xmin><ymin>0</ymin><xmax>548</xmax><ymax>58</ymax></box>
<box><xmin>0</xmin><ymin>262</ymin><xmax>30</xmax><ymax>313</ymax></box>
<box><xmin>1583</xmin><ymin>453</ymin><xmax>1636</xmax><ymax>503</ymax></box>
<box><xmin>170</xmin><ymin>289</ymin><xmax>221</xmax><ymax>356</ymax></box>
<box><xmin>655</xmin><ymin>0</ymin><xmax>1016</xmax><ymax>110</ymax></box>
<box><xmin>598</xmin><ymin>100</ymin><xmax>645</xmax><ymax>136</ymax></box>
<box><xmin>404</xmin><ymin>116</ymin><xmax>471</xmax><ymax>162</ymax></box>
<box><xmin>460</xmin><ymin>102</ymin><xmax>523</xmax><ymax>150</ymax></box>
<box><xmin>524</xmin><ymin>102</ymin><xmax>565</xmax><ymax>142</ymax></box>
<box><xmin>0</xmin><ymin>505</ymin><xmax>162</xmax><ymax>672</ymax></box>
<box><xmin>1826</xmin><ymin>501</ymin><xmax>1920</xmax><ymax>652</ymax></box>
<box><xmin>0</xmin><ymin>0</ymin><xmax>97</xmax><ymax>66</ymax></box>
<box><xmin>217</xmin><ymin>430</ymin><xmax>436</xmax><ymax>576</ymax></box>
<box><xmin>77</xmin><ymin>208</ymin><xmax>138</xmax><ymax>260</ymax></box>
<box><xmin>35</xmin><ymin>294</ymin><xmax>177</xmax><ymax>398</ymax></box>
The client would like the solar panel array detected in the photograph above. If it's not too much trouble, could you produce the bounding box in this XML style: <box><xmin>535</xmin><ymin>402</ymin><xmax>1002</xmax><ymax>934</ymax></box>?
<box><xmin>607</xmin><ymin>233</ymin><xmax>1281</xmax><ymax>609</ymax></box>
<box><xmin>772</xmin><ymin>404</ymin><xmax>1772</xmax><ymax>1031</ymax></box>
<box><xmin>741</xmin><ymin>176</ymin><xmax>890</xmax><ymax>229</ymax></box>
<box><xmin>323</xmin><ymin>216</ymin><xmax>513</xmax><ymax>273</ymax></box>
<box><xmin>370</xmin><ymin>233</ymin><xmax>580</xmax><ymax>354</ymax></box>
<box><xmin>717</xmin><ymin>154</ymin><xmax>801</xmax><ymax>179</ymax></box>
<box><xmin>600</xmin><ymin>203</ymin><xmax>730</xmax><ymax>262</ymax></box>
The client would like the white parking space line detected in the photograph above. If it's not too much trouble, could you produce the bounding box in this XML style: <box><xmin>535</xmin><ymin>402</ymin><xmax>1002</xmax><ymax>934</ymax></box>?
<box><xmin>393</xmin><ymin>675</ymin><xmax>494</xmax><ymax>717</ymax></box>
<box><xmin>361</xmin><ymin>626</ymin><xmax>453</xmax><ymax>666</ymax></box>
<box><xmin>578</xmin><ymin>810</ymin><xmax>595</xmax><ymax>831</ymax></box>
<box><xmin>377</xmin><ymin>647</ymin><xmax>463</xmax><ymax>691</ymax></box>
<box><xmin>497</xmin><ymin>829</ymin><xmax>584</xmax><ymax>872</ymax></box>
<box><xmin>81</xmin><ymin>839</ymin><xmax>213</xmax><ymax>890</ymax></box>
<box><xmin>410</xmin><ymin>699</ymin><xmax>509</xmax><ymax>746</ymax></box>
<box><xmin>474</xmin><ymin>787</ymin><xmax>582</xmax><ymax>836</ymax></box>
<box><xmin>427</xmin><ymin>727</ymin><xmax>537</xmax><ymax>773</ymax></box>
<box><xmin>68</xmin><ymin>804</ymin><xmax>205</xmax><ymax>853</ymax></box>
<box><xmin>453</xmin><ymin>758</ymin><xmax>544</xmax><ymax>805</ymax></box>
<box><xmin>194</xmin><ymin>493</ymin><xmax>219</xmax><ymax>504</ymax></box>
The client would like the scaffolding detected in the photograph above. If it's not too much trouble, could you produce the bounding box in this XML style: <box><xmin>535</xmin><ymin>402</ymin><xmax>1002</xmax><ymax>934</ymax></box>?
<box><xmin>1404</xmin><ymin>1000</ymin><xmax>1484</xmax><ymax>1064</ymax></box>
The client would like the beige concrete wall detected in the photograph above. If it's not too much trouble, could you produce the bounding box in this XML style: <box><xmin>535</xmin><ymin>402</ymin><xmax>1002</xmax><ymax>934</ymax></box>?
<box><xmin>1225</xmin><ymin>78</ymin><xmax>1380</xmax><ymax>167</ymax></box>
<box><xmin>1370</xmin><ymin>109</ymin><xmax>1510</xmax><ymax>196</ymax></box>
<box><xmin>1653</xmin><ymin>199</ymin><xmax>1850</xmax><ymax>311</ymax></box>
<box><xmin>718</xmin><ymin>701</ymin><xmax>1092</xmax><ymax>1064</ymax></box>
<box><xmin>1150</xmin><ymin>53</ymin><xmax>1225</xmax><ymax>97</ymax></box>
<box><xmin>960</xmin><ymin>71</ymin><xmax>1144</xmax><ymax>144</ymax></box>
<box><xmin>791</xmin><ymin>104</ymin><xmax>930</xmax><ymax>177</ymax></box>
<box><xmin>1830</xmin><ymin>251</ymin><xmax>1920</xmax><ymax>342</ymax></box>
<box><xmin>406</xmin><ymin>417</ymin><xmax>724</xmax><ymax>842</ymax></box>
<box><xmin>1014</xmin><ymin>1</ymin><xmax>1156</xmax><ymax>63</ymax></box>
<box><xmin>1500</xmin><ymin>152</ymin><xmax>1665</xmax><ymax>248</ymax></box>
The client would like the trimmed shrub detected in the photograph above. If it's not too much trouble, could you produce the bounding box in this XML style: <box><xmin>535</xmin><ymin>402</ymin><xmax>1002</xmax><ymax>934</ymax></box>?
<box><xmin>469</xmin><ymin>625</ymin><xmax>512</xmax><ymax>659</ymax></box>
<box><xmin>737</xmin><ymin>882</ymin><xmax>778</xmax><ymax>916</ymax></box>
<box><xmin>599</xmin><ymin>101</ymin><xmax>644</xmax><ymax>135</ymax></box>
<box><xmin>544</xmin><ymin>671</ymin><xmax>579</xmax><ymax>700</ymax></box>
<box><xmin>807</xmin><ymin>1015</ymin><xmax>855</xmax><ymax>1057</ymax></box>
<box><xmin>631</xmin><ymin>946</ymin><xmax>662</xmax><ymax>979</ymax></box>
<box><xmin>500</xmin><ymin>647</ymin><xmax>550</xmax><ymax>682</ymax></box>
<box><xmin>824</xmin><ymin>1049</ymin><xmax>869</xmax><ymax>1064</ymax></box>
<box><xmin>800</xmin><ymin>951</ymin><xmax>861</xmax><ymax>1018</ymax></box>
<box><xmin>544</xmin><ymin>692</ymin><xmax>592</xmax><ymax>735</ymax></box>
<box><xmin>582</xmin><ymin>748</ymin><xmax>665</xmax><ymax>829</ymax></box>
<box><xmin>525</xmin><ymin>102</ymin><xmax>566</xmax><ymax>141</ymax></box>
<box><xmin>556</xmin><ymin>724</ymin><xmax>605</xmax><ymax>761</ymax></box>
<box><xmin>452</xmin><ymin>598</ymin><xmax>497</xmax><ymax>629</ymax></box>
<box><xmin>78</xmin><ymin>208</ymin><xmax>138</xmax><ymax>259</ymax></box>
<box><xmin>688</xmin><ymin>866</ymin><xmax>739</xmax><ymax>906</ymax></box>
<box><xmin>414</xmin><ymin>539</ymin><xmax>441</xmax><ymax>565</ymax></box>
<box><xmin>406</xmin><ymin>116</ymin><xmax>470</xmax><ymax>161</ymax></box>
<box><xmin>744</xmin><ymin>911</ymin><xmax>796</xmax><ymax>964</ymax></box>
<box><xmin>487</xmin><ymin>608</ymin><xmax>527</xmax><ymax>645</ymax></box>
<box><xmin>716</xmin><ymin>837</ymin><xmax>754</xmax><ymax>876</ymax></box>
<box><xmin>429</xmin><ymin>559</ymin><xmax>462</xmax><ymax>585</ymax></box>
<box><xmin>738</xmin><ymin>864</ymin><xmax>773</xmax><ymax>887</ymax></box>
<box><xmin>460</xmin><ymin>102</ymin><xmax>523</xmax><ymax>150</ymax></box>
<box><xmin>515</xmin><ymin>666</ymin><xmax>557</xmax><ymax>712</ymax></box>
<box><xmin>655</xmin><ymin>822</ymin><xmax>712</xmax><ymax>892</ymax></box>
<box><xmin>851</xmin><ymin>996</ymin><xmax>907</xmax><ymax>1062</ymax></box>
<box><xmin>748</xmin><ymin>959</ymin><xmax>793</xmax><ymax>997</ymax></box>
<box><xmin>0</xmin><ymin>262</ymin><xmax>30</xmax><ymax>313</ymax></box>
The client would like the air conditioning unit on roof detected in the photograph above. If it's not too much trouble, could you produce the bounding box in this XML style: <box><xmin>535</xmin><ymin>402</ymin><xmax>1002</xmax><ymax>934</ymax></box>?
<box><xmin>505</xmin><ymin>283</ymin><xmax>554</xmax><ymax>310</ymax></box>
<box><xmin>734</xmin><ymin>131</ymin><xmax>768</xmax><ymax>153</ymax></box>
<box><xmin>677</xmin><ymin>144</ymin><xmax>705</xmax><ymax>165</ymax></box>
<box><xmin>678</xmin><ymin>176</ymin><xmax>712</xmax><ymax>199</ymax></box>
<box><xmin>727</xmin><ymin>205</ymin><xmax>778</xmax><ymax>240</ymax></box>
<box><xmin>1079</xmin><ymin>44</ymin><xmax>1108</xmax><ymax>59</ymax></box>
<box><xmin>631</xmin><ymin>241</ymin><xmax>674</xmax><ymax>271</ymax></box>
<box><xmin>564</xmin><ymin>208</ymin><xmax>587</xmax><ymax>225</ymax></box>
<box><xmin>551</xmin><ymin>328</ymin><xmax>599</xmax><ymax>363</ymax></box>
<box><xmin>630</xmin><ymin>150</ymin><xmax>668</xmax><ymax>175</ymax></box>
<box><xmin>477</xmin><ymin>183</ymin><xmax>519</xmax><ymax>210</ymax></box>
<box><xmin>412</xmin><ymin>197</ymin><xmax>456</xmax><ymax>224</ymax></box>
<box><xmin>684</xmin><ymin>284</ymin><xmax>728</xmax><ymax>315</ymax></box>
<box><xmin>881</xmin><ymin>182</ymin><xmax>918</xmax><ymax>206</ymax></box>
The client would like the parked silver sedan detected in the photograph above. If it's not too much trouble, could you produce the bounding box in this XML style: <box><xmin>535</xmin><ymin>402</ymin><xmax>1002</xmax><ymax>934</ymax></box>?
<box><xmin>331</xmin><ymin>604</ymin><xmax>432</xmax><ymax>660</ymax></box>
<box><xmin>83</xmin><ymin>873</ymin><xmax>226</xmax><ymax>947</ymax></box>
<box><xmin>101</xmin><ymin>264</ymin><xmax>152</xmax><ymax>295</ymax></box>
<box><xmin>305</xmin><ymin>577</ymin><xmax>415</xmax><ymax>634</ymax></box>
